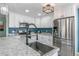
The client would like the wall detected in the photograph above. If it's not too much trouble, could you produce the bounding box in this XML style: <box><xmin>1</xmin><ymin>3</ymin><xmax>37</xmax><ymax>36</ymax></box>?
<box><xmin>54</xmin><ymin>4</ymin><xmax>74</xmax><ymax>19</ymax></box>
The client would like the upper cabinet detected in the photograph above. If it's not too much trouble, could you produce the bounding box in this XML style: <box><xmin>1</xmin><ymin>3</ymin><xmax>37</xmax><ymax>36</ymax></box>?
<box><xmin>9</xmin><ymin>12</ymin><xmax>53</xmax><ymax>28</ymax></box>
<box><xmin>40</xmin><ymin>16</ymin><xmax>53</xmax><ymax>28</ymax></box>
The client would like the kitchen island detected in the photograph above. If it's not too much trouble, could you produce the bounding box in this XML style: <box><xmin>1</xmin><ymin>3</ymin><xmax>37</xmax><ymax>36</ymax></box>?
<box><xmin>0</xmin><ymin>36</ymin><xmax>59</xmax><ymax>56</ymax></box>
<box><xmin>0</xmin><ymin>37</ymin><xmax>40</xmax><ymax>56</ymax></box>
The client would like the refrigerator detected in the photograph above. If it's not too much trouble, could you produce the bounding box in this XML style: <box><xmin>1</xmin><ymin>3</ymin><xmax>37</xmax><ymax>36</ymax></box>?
<box><xmin>53</xmin><ymin>16</ymin><xmax>75</xmax><ymax>56</ymax></box>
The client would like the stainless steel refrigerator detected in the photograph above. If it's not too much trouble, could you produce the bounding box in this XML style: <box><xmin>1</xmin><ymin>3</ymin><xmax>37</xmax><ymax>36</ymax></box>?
<box><xmin>53</xmin><ymin>16</ymin><xmax>75</xmax><ymax>56</ymax></box>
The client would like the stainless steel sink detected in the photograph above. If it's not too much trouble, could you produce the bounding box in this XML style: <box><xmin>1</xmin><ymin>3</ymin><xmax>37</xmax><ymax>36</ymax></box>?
<box><xmin>29</xmin><ymin>42</ymin><xmax>57</xmax><ymax>56</ymax></box>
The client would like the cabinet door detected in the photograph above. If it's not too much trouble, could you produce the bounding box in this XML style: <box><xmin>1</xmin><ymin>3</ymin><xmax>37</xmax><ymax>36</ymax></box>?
<box><xmin>40</xmin><ymin>16</ymin><xmax>52</xmax><ymax>28</ymax></box>
<box><xmin>40</xmin><ymin>17</ymin><xmax>49</xmax><ymax>28</ymax></box>
<box><xmin>35</xmin><ymin>18</ymin><xmax>41</xmax><ymax>28</ymax></box>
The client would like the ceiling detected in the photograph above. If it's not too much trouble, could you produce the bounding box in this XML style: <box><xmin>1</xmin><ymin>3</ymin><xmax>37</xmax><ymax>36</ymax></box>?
<box><xmin>7</xmin><ymin>3</ymin><xmax>55</xmax><ymax>18</ymax></box>
<box><xmin>8</xmin><ymin>3</ymin><xmax>44</xmax><ymax>17</ymax></box>
<box><xmin>0</xmin><ymin>3</ymin><xmax>73</xmax><ymax>18</ymax></box>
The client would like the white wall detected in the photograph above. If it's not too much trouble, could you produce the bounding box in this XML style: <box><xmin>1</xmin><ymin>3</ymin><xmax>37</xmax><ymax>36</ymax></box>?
<box><xmin>9</xmin><ymin>11</ymin><xmax>53</xmax><ymax>28</ymax></box>
<box><xmin>54</xmin><ymin>4</ymin><xmax>74</xmax><ymax>19</ymax></box>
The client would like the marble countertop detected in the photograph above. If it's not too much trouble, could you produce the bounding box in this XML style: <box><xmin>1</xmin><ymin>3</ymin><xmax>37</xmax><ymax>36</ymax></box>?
<box><xmin>2</xmin><ymin>35</ymin><xmax>59</xmax><ymax>56</ymax></box>
<box><xmin>0</xmin><ymin>37</ymin><xmax>40</xmax><ymax>56</ymax></box>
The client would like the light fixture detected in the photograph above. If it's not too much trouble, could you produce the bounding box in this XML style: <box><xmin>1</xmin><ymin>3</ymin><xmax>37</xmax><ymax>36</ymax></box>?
<box><xmin>37</xmin><ymin>13</ymin><xmax>41</xmax><ymax>16</ymax></box>
<box><xmin>25</xmin><ymin>9</ymin><xmax>30</xmax><ymax>13</ymax></box>
<box><xmin>42</xmin><ymin>3</ymin><xmax>55</xmax><ymax>14</ymax></box>
<box><xmin>0</xmin><ymin>6</ymin><xmax>8</xmax><ymax>15</ymax></box>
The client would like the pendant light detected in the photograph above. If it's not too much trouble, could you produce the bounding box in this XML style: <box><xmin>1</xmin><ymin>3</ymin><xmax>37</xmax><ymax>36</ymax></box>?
<box><xmin>42</xmin><ymin>3</ymin><xmax>55</xmax><ymax>14</ymax></box>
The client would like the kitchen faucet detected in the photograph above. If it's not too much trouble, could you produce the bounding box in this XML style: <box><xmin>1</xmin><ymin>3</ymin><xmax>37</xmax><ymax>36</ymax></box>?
<box><xmin>20</xmin><ymin>23</ymin><xmax>38</xmax><ymax>45</ymax></box>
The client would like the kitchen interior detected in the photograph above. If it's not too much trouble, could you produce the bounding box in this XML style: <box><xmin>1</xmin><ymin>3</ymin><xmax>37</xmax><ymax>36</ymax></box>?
<box><xmin>0</xmin><ymin>3</ymin><xmax>75</xmax><ymax>56</ymax></box>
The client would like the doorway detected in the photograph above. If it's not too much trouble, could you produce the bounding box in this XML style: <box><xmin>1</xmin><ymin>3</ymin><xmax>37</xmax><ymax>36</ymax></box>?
<box><xmin>0</xmin><ymin>14</ymin><xmax>6</xmax><ymax>37</ymax></box>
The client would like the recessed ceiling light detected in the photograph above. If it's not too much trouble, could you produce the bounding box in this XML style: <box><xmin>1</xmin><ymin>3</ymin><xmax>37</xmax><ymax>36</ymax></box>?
<box><xmin>37</xmin><ymin>13</ymin><xmax>41</xmax><ymax>16</ymax></box>
<box><xmin>25</xmin><ymin>9</ymin><xmax>30</xmax><ymax>13</ymax></box>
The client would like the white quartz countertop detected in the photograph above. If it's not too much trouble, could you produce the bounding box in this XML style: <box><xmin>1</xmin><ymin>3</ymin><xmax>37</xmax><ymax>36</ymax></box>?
<box><xmin>0</xmin><ymin>37</ymin><xmax>40</xmax><ymax>56</ymax></box>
